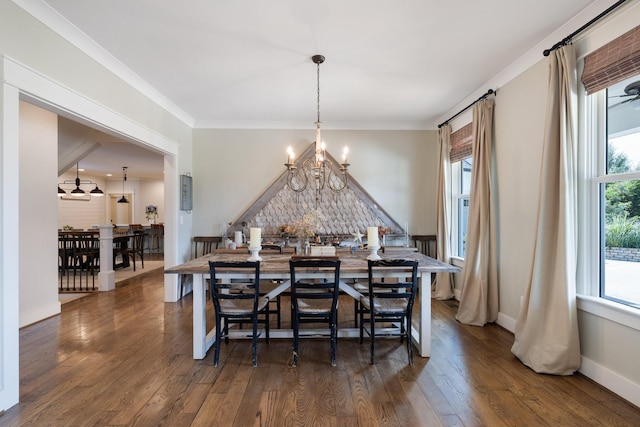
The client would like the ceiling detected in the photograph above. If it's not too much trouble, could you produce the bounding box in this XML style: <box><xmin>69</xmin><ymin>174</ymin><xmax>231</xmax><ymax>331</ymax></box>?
<box><xmin>25</xmin><ymin>0</ymin><xmax>603</xmax><ymax>177</ymax></box>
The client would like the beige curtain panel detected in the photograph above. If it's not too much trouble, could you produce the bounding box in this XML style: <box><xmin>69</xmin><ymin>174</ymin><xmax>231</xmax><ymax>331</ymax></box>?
<box><xmin>434</xmin><ymin>124</ymin><xmax>454</xmax><ymax>300</ymax></box>
<box><xmin>455</xmin><ymin>98</ymin><xmax>498</xmax><ymax>326</ymax></box>
<box><xmin>511</xmin><ymin>45</ymin><xmax>581</xmax><ymax>375</ymax></box>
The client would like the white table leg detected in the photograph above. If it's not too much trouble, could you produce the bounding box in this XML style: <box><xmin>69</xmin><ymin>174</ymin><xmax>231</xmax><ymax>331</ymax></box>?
<box><xmin>412</xmin><ymin>271</ymin><xmax>431</xmax><ymax>357</ymax></box>
<box><xmin>193</xmin><ymin>273</ymin><xmax>208</xmax><ymax>359</ymax></box>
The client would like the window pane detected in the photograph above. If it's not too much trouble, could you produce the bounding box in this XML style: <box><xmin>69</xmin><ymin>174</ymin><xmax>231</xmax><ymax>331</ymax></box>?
<box><xmin>602</xmin><ymin>73</ymin><xmax>640</xmax><ymax>308</ymax></box>
<box><xmin>607</xmin><ymin>78</ymin><xmax>640</xmax><ymax>174</ymax></box>
<box><xmin>461</xmin><ymin>158</ymin><xmax>472</xmax><ymax>194</ymax></box>
<box><xmin>602</xmin><ymin>183</ymin><xmax>640</xmax><ymax>308</ymax></box>
<box><xmin>458</xmin><ymin>197</ymin><xmax>469</xmax><ymax>257</ymax></box>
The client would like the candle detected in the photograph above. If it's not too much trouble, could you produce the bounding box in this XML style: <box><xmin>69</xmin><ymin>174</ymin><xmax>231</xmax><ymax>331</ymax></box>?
<box><xmin>367</xmin><ymin>227</ymin><xmax>379</xmax><ymax>248</ymax></box>
<box><xmin>234</xmin><ymin>231</ymin><xmax>243</xmax><ymax>247</ymax></box>
<box><xmin>249</xmin><ymin>227</ymin><xmax>261</xmax><ymax>249</ymax></box>
<box><xmin>343</xmin><ymin>146</ymin><xmax>349</xmax><ymax>163</ymax></box>
<box><xmin>287</xmin><ymin>146</ymin><xmax>294</xmax><ymax>164</ymax></box>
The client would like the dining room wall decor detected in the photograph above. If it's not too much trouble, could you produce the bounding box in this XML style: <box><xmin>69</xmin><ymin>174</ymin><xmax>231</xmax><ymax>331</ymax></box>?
<box><xmin>229</xmin><ymin>143</ymin><xmax>403</xmax><ymax>242</ymax></box>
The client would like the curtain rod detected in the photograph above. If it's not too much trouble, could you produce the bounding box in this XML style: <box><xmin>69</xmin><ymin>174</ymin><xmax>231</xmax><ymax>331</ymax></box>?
<box><xmin>437</xmin><ymin>89</ymin><xmax>495</xmax><ymax>129</ymax></box>
<box><xmin>543</xmin><ymin>0</ymin><xmax>628</xmax><ymax>56</ymax></box>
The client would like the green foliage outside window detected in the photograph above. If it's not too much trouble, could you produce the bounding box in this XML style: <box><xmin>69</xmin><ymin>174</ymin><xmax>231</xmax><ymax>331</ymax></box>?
<box><xmin>605</xmin><ymin>146</ymin><xmax>640</xmax><ymax>248</ymax></box>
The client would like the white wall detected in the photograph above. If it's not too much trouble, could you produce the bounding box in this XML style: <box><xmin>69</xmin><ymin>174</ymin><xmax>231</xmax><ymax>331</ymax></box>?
<box><xmin>137</xmin><ymin>180</ymin><xmax>165</xmax><ymax>224</ymax></box>
<box><xmin>191</xmin><ymin>128</ymin><xmax>438</xmax><ymax>238</ymax></box>
<box><xmin>492</xmin><ymin>59</ymin><xmax>547</xmax><ymax>321</ymax></box>
<box><xmin>19</xmin><ymin>101</ymin><xmax>60</xmax><ymax>327</ymax></box>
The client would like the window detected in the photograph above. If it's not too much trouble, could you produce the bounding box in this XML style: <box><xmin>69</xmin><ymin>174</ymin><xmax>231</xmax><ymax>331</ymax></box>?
<box><xmin>597</xmin><ymin>75</ymin><xmax>640</xmax><ymax>309</ymax></box>
<box><xmin>452</xmin><ymin>158</ymin><xmax>472</xmax><ymax>257</ymax></box>
<box><xmin>450</xmin><ymin>123</ymin><xmax>473</xmax><ymax>259</ymax></box>
<box><xmin>580</xmin><ymin>23</ymin><xmax>640</xmax><ymax>312</ymax></box>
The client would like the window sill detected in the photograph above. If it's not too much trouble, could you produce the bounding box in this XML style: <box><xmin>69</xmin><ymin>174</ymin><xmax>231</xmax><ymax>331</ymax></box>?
<box><xmin>450</xmin><ymin>256</ymin><xmax>464</xmax><ymax>267</ymax></box>
<box><xmin>577</xmin><ymin>294</ymin><xmax>640</xmax><ymax>332</ymax></box>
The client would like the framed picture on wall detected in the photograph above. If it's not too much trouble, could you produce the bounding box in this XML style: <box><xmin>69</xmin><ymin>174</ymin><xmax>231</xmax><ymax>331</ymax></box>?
<box><xmin>180</xmin><ymin>174</ymin><xmax>192</xmax><ymax>211</ymax></box>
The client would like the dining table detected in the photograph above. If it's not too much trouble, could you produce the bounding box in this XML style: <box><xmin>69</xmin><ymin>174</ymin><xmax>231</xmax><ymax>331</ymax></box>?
<box><xmin>164</xmin><ymin>247</ymin><xmax>459</xmax><ymax>360</ymax></box>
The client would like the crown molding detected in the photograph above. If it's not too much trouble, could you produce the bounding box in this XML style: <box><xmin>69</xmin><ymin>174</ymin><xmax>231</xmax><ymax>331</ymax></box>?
<box><xmin>193</xmin><ymin>119</ymin><xmax>432</xmax><ymax>131</ymax></box>
<box><xmin>11</xmin><ymin>0</ymin><xmax>195</xmax><ymax>128</ymax></box>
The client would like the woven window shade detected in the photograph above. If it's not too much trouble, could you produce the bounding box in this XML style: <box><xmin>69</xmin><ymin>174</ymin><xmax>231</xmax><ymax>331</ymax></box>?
<box><xmin>450</xmin><ymin>123</ymin><xmax>473</xmax><ymax>163</ymax></box>
<box><xmin>582</xmin><ymin>25</ymin><xmax>640</xmax><ymax>94</ymax></box>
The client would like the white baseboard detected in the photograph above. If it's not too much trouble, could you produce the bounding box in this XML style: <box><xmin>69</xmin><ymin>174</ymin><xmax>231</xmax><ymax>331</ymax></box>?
<box><xmin>580</xmin><ymin>356</ymin><xmax>640</xmax><ymax>408</ymax></box>
<box><xmin>492</xmin><ymin>310</ymin><xmax>640</xmax><ymax>409</ymax></box>
<box><xmin>496</xmin><ymin>311</ymin><xmax>516</xmax><ymax>333</ymax></box>
<box><xmin>19</xmin><ymin>301</ymin><xmax>61</xmax><ymax>328</ymax></box>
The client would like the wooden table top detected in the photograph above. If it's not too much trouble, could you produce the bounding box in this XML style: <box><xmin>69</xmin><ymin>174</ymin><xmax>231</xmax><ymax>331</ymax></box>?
<box><xmin>164</xmin><ymin>248</ymin><xmax>459</xmax><ymax>275</ymax></box>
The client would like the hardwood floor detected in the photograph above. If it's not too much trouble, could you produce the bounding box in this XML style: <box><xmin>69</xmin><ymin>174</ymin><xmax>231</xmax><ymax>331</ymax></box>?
<box><xmin>3</xmin><ymin>269</ymin><xmax>640</xmax><ymax>426</ymax></box>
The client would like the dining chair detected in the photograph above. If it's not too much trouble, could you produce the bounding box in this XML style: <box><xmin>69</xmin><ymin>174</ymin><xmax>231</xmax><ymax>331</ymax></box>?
<box><xmin>150</xmin><ymin>224</ymin><xmax>164</xmax><ymax>254</ymax></box>
<box><xmin>118</xmin><ymin>230</ymin><xmax>145</xmax><ymax>271</ymax></box>
<box><xmin>289</xmin><ymin>257</ymin><xmax>341</xmax><ymax>367</ymax></box>
<box><xmin>193</xmin><ymin>236</ymin><xmax>222</xmax><ymax>258</ymax></box>
<box><xmin>208</xmin><ymin>260</ymin><xmax>269</xmax><ymax>367</ymax></box>
<box><xmin>360</xmin><ymin>259</ymin><xmax>419</xmax><ymax>365</ymax></box>
<box><xmin>411</xmin><ymin>235</ymin><xmax>437</xmax><ymax>257</ymax></box>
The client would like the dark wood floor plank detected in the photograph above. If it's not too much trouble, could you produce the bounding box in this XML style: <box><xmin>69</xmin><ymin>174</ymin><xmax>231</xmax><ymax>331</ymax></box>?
<box><xmin>2</xmin><ymin>267</ymin><xmax>639</xmax><ymax>427</ymax></box>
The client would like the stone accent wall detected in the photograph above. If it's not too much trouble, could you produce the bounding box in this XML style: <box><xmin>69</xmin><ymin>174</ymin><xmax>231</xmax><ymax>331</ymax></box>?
<box><xmin>606</xmin><ymin>247</ymin><xmax>640</xmax><ymax>262</ymax></box>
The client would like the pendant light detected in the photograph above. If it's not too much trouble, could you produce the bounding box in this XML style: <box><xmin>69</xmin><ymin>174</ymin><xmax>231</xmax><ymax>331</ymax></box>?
<box><xmin>58</xmin><ymin>163</ymin><xmax>104</xmax><ymax>198</ymax></box>
<box><xmin>118</xmin><ymin>166</ymin><xmax>129</xmax><ymax>203</ymax></box>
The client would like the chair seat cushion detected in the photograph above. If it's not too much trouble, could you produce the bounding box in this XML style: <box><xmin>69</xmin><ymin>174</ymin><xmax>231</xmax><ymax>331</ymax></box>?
<box><xmin>219</xmin><ymin>296</ymin><xmax>269</xmax><ymax>314</ymax></box>
<box><xmin>360</xmin><ymin>297</ymin><xmax>408</xmax><ymax>314</ymax></box>
<box><xmin>297</xmin><ymin>298</ymin><xmax>337</xmax><ymax>314</ymax></box>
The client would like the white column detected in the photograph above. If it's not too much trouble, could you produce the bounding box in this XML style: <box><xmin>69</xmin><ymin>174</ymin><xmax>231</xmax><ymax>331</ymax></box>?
<box><xmin>98</xmin><ymin>224</ymin><xmax>115</xmax><ymax>291</ymax></box>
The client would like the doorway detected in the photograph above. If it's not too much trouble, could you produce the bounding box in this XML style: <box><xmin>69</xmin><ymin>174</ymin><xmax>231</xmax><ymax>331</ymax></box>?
<box><xmin>110</xmin><ymin>194</ymin><xmax>133</xmax><ymax>224</ymax></box>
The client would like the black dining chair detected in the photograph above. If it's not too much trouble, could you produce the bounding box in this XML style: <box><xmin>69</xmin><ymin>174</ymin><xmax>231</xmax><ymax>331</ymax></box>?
<box><xmin>289</xmin><ymin>257</ymin><xmax>341</xmax><ymax>367</ymax></box>
<box><xmin>118</xmin><ymin>229</ymin><xmax>145</xmax><ymax>271</ymax></box>
<box><xmin>360</xmin><ymin>259</ymin><xmax>419</xmax><ymax>365</ymax></box>
<box><xmin>208</xmin><ymin>260</ymin><xmax>269</xmax><ymax>367</ymax></box>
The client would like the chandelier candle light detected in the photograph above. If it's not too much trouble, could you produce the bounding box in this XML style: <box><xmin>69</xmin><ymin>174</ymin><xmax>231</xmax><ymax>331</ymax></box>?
<box><xmin>367</xmin><ymin>226</ymin><xmax>381</xmax><ymax>260</ymax></box>
<box><xmin>285</xmin><ymin>55</ymin><xmax>350</xmax><ymax>206</ymax></box>
<box><xmin>248</xmin><ymin>227</ymin><xmax>262</xmax><ymax>261</ymax></box>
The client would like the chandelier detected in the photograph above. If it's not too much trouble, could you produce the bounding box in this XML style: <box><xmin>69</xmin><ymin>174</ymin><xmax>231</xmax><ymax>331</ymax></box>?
<box><xmin>284</xmin><ymin>55</ymin><xmax>350</xmax><ymax>204</ymax></box>
<box><xmin>57</xmin><ymin>163</ymin><xmax>104</xmax><ymax>198</ymax></box>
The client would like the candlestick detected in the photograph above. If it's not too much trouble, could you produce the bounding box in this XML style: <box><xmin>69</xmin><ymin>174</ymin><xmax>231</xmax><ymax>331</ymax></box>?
<box><xmin>247</xmin><ymin>246</ymin><xmax>262</xmax><ymax>261</ymax></box>
<box><xmin>367</xmin><ymin>226</ymin><xmax>379</xmax><ymax>248</ymax></box>
<box><xmin>249</xmin><ymin>227</ymin><xmax>261</xmax><ymax>249</ymax></box>
<box><xmin>367</xmin><ymin>245</ymin><xmax>381</xmax><ymax>261</ymax></box>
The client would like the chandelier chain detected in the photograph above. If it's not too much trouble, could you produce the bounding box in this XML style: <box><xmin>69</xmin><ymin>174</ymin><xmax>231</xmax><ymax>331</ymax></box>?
<box><xmin>316</xmin><ymin>60</ymin><xmax>321</xmax><ymax>125</ymax></box>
